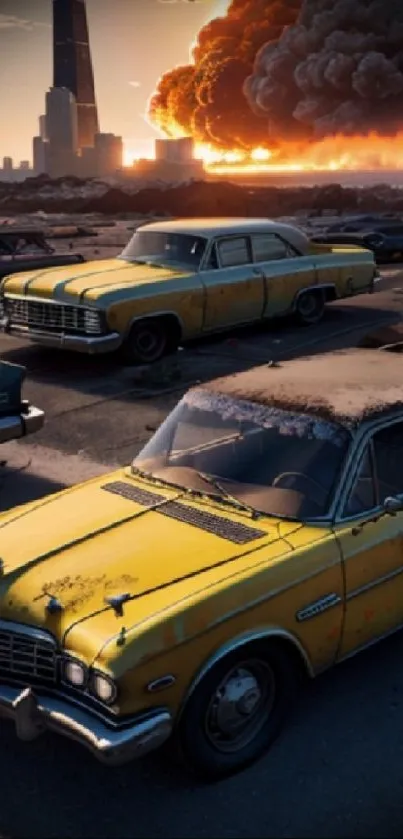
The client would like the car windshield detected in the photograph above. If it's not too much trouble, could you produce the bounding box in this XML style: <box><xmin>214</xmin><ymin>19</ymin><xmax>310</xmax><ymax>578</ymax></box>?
<box><xmin>133</xmin><ymin>389</ymin><xmax>351</xmax><ymax>520</ymax></box>
<box><xmin>119</xmin><ymin>230</ymin><xmax>207</xmax><ymax>270</ymax></box>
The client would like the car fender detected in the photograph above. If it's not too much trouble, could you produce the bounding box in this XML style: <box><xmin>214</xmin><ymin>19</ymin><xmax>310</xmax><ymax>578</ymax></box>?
<box><xmin>117</xmin><ymin>310</ymin><xmax>185</xmax><ymax>340</ymax></box>
<box><xmin>177</xmin><ymin>625</ymin><xmax>314</xmax><ymax>723</ymax></box>
<box><xmin>292</xmin><ymin>283</ymin><xmax>337</xmax><ymax>309</ymax></box>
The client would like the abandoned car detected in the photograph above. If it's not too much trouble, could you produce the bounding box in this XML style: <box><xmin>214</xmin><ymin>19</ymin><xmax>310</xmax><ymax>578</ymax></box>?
<box><xmin>0</xmin><ymin>218</ymin><xmax>377</xmax><ymax>364</ymax></box>
<box><xmin>0</xmin><ymin>347</ymin><xmax>402</xmax><ymax>780</ymax></box>
<box><xmin>0</xmin><ymin>359</ymin><xmax>44</xmax><ymax>444</ymax></box>
<box><xmin>0</xmin><ymin>226</ymin><xmax>85</xmax><ymax>280</ymax></box>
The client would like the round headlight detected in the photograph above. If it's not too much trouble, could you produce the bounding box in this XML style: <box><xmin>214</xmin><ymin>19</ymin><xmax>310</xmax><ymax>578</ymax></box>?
<box><xmin>90</xmin><ymin>671</ymin><xmax>117</xmax><ymax>704</ymax></box>
<box><xmin>64</xmin><ymin>658</ymin><xmax>87</xmax><ymax>687</ymax></box>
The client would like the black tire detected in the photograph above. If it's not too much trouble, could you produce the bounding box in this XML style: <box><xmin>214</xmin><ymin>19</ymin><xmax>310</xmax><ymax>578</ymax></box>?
<box><xmin>177</xmin><ymin>641</ymin><xmax>300</xmax><ymax>782</ymax></box>
<box><xmin>295</xmin><ymin>290</ymin><xmax>325</xmax><ymax>326</ymax></box>
<box><xmin>121</xmin><ymin>318</ymin><xmax>175</xmax><ymax>365</ymax></box>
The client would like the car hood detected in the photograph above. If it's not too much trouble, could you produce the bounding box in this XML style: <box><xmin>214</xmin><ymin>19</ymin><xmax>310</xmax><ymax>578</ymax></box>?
<box><xmin>1</xmin><ymin>258</ymin><xmax>188</xmax><ymax>303</ymax></box>
<box><xmin>0</xmin><ymin>470</ymin><xmax>298</xmax><ymax>661</ymax></box>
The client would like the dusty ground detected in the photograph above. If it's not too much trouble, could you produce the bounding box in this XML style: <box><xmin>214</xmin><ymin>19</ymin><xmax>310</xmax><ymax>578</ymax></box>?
<box><xmin>0</xmin><ymin>264</ymin><xmax>403</xmax><ymax>838</ymax></box>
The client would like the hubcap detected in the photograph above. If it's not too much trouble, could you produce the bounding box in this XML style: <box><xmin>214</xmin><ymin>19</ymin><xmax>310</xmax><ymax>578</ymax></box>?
<box><xmin>298</xmin><ymin>293</ymin><xmax>318</xmax><ymax>317</ymax></box>
<box><xmin>205</xmin><ymin>660</ymin><xmax>275</xmax><ymax>754</ymax></box>
<box><xmin>135</xmin><ymin>327</ymin><xmax>164</xmax><ymax>361</ymax></box>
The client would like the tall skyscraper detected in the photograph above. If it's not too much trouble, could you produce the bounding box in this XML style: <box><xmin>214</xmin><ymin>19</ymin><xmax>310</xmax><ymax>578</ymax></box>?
<box><xmin>45</xmin><ymin>87</ymin><xmax>78</xmax><ymax>177</ymax></box>
<box><xmin>39</xmin><ymin>115</ymin><xmax>48</xmax><ymax>141</ymax></box>
<box><xmin>52</xmin><ymin>0</ymin><xmax>99</xmax><ymax>150</ymax></box>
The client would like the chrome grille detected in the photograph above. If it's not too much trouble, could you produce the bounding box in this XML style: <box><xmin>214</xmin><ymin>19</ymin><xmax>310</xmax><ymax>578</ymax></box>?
<box><xmin>4</xmin><ymin>296</ymin><xmax>93</xmax><ymax>334</ymax></box>
<box><xmin>0</xmin><ymin>622</ymin><xmax>58</xmax><ymax>685</ymax></box>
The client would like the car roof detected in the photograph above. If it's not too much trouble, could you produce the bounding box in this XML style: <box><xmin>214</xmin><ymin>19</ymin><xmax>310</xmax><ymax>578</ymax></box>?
<box><xmin>138</xmin><ymin>218</ymin><xmax>311</xmax><ymax>252</ymax></box>
<box><xmin>0</xmin><ymin>227</ymin><xmax>45</xmax><ymax>237</ymax></box>
<box><xmin>195</xmin><ymin>349</ymin><xmax>403</xmax><ymax>428</ymax></box>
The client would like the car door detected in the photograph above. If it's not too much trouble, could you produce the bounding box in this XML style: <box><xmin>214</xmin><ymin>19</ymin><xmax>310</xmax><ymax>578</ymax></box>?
<box><xmin>200</xmin><ymin>235</ymin><xmax>265</xmax><ymax>331</ymax></box>
<box><xmin>249</xmin><ymin>233</ymin><xmax>317</xmax><ymax>318</ymax></box>
<box><xmin>334</xmin><ymin>419</ymin><xmax>403</xmax><ymax>660</ymax></box>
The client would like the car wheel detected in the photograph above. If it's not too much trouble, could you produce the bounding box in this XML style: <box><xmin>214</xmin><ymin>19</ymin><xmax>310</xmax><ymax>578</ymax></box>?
<box><xmin>178</xmin><ymin>642</ymin><xmax>300</xmax><ymax>782</ymax></box>
<box><xmin>295</xmin><ymin>290</ymin><xmax>325</xmax><ymax>326</ymax></box>
<box><xmin>121</xmin><ymin>318</ymin><xmax>172</xmax><ymax>365</ymax></box>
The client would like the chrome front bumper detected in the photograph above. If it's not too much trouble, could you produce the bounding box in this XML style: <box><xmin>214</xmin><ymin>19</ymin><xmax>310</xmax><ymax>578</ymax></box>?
<box><xmin>1</xmin><ymin>322</ymin><xmax>122</xmax><ymax>355</ymax></box>
<box><xmin>0</xmin><ymin>684</ymin><xmax>173</xmax><ymax>765</ymax></box>
<box><xmin>0</xmin><ymin>405</ymin><xmax>44</xmax><ymax>443</ymax></box>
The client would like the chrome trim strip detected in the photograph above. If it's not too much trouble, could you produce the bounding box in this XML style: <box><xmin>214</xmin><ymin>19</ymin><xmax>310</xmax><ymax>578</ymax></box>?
<box><xmin>296</xmin><ymin>593</ymin><xmax>342</xmax><ymax>622</ymax></box>
<box><xmin>0</xmin><ymin>619</ymin><xmax>57</xmax><ymax>647</ymax></box>
<box><xmin>346</xmin><ymin>564</ymin><xmax>403</xmax><ymax>601</ymax></box>
<box><xmin>93</xmin><ymin>546</ymin><xmax>342</xmax><ymax>658</ymax></box>
<box><xmin>1</xmin><ymin>325</ymin><xmax>121</xmax><ymax>354</ymax></box>
<box><xmin>146</xmin><ymin>675</ymin><xmax>176</xmax><ymax>693</ymax></box>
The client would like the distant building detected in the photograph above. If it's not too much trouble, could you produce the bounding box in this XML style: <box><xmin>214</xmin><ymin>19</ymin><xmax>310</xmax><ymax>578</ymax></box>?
<box><xmin>39</xmin><ymin>114</ymin><xmax>48</xmax><ymax>141</ymax></box>
<box><xmin>33</xmin><ymin>136</ymin><xmax>48</xmax><ymax>175</ymax></box>
<box><xmin>155</xmin><ymin>137</ymin><xmax>194</xmax><ymax>164</ymax></box>
<box><xmin>52</xmin><ymin>0</ymin><xmax>99</xmax><ymax>149</ymax></box>
<box><xmin>77</xmin><ymin>146</ymin><xmax>97</xmax><ymax>178</ymax></box>
<box><xmin>95</xmin><ymin>133</ymin><xmax>123</xmax><ymax>177</ymax></box>
<box><xmin>0</xmin><ymin>163</ymin><xmax>34</xmax><ymax>183</ymax></box>
<box><xmin>45</xmin><ymin>86</ymin><xmax>78</xmax><ymax>177</ymax></box>
<box><xmin>3</xmin><ymin>157</ymin><xmax>13</xmax><ymax>172</ymax></box>
<box><xmin>132</xmin><ymin>156</ymin><xmax>203</xmax><ymax>184</ymax></box>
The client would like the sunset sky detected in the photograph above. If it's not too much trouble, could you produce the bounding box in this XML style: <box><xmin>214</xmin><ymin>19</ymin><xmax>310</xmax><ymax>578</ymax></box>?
<box><xmin>0</xmin><ymin>0</ymin><xmax>229</xmax><ymax>166</ymax></box>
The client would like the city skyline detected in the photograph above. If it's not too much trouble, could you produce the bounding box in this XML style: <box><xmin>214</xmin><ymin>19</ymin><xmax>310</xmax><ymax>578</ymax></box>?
<box><xmin>0</xmin><ymin>0</ymin><xmax>228</xmax><ymax>166</ymax></box>
<box><xmin>53</xmin><ymin>0</ymin><xmax>99</xmax><ymax>150</ymax></box>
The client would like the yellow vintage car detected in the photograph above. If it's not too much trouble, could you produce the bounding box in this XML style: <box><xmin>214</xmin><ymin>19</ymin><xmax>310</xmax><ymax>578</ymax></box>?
<box><xmin>0</xmin><ymin>346</ymin><xmax>402</xmax><ymax>780</ymax></box>
<box><xmin>0</xmin><ymin>218</ymin><xmax>377</xmax><ymax>364</ymax></box>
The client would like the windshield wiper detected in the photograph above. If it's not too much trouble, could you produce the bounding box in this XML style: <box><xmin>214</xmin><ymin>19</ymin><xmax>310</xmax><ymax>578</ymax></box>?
<box><xmin>131</xmin><ymin>464</ymin><xmax>153</xmax><ymax>480</ymax></box>
<box><xmin>132</xmin><ymin>464</ymin><xmax>262</xmax><ymax>519</ymax></box>
<box><xmin>196</xmin><ymin>471</ymin><xmax>263</xmax><ymax>520</ymax></box>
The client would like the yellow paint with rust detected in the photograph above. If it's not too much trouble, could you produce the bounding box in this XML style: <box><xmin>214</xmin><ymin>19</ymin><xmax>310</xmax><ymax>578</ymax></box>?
<box><xmin>335</xmin><ymin>511</ymin><xmax>403</xmax><ymax>658</ymax></box>
<box><xmin>0</xmin><ymin>464</ymin><xmax>349</xmax><ymax>719</ymax></box>
<box><xmin>1</xmin><ymin>235</ymin><xmax>376</xmax><ymax>349</ymax></box>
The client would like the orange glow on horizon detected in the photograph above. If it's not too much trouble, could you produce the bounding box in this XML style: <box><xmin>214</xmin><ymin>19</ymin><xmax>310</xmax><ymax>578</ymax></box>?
<box><xmin>123</xmin><ymin>132</ymin><xmax>403</xmax><ymax>174</ymax></box>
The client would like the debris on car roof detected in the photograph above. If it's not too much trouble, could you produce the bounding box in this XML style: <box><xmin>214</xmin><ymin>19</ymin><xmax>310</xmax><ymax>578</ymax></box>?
<box><xmin>200</xmin><ymin>348</ymin><xmax>403</xmax><ymax>427</ymax></box>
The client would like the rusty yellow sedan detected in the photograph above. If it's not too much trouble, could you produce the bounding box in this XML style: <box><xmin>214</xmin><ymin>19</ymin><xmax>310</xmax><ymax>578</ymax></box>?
<box><xmin>0</xmin><ymin>218</ymin><xmax>377</xmax><ymax>364</ymax></box>
<box><xmin>0</xmin><ymin>345</ymin><xmax>402</xmax><ymax>780</ymax></box>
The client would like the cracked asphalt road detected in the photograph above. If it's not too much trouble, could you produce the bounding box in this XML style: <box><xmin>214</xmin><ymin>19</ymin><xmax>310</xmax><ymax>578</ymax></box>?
<box><xmin>1</xmin><ymin>269</ymin><xmax>403</xmax><ymax>838</ymax></box>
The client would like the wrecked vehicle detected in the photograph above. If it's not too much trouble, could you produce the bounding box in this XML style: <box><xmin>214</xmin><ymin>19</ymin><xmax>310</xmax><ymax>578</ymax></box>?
<box><xmin>0</xmin><ymin>218</ymin><xmax>377</xmax><ymax>365</ymax></box>
<box><xmin>0</xmin><ymin>348</ymin><xmax>403</xmax><ymax>780</ymax></box>
<box><xmin>0</xmin><ymin>359</ymin><xmax>44</xmax><ymax>443</ymax></box>
<box><xmin>0</xmin><ymin>226</ymin><xmax>85</xmax><ymax>280</ymax></box>
<box><xmin>312</xmin><ymin>224</ymin><xmax>403</xmax><ymax>264</ymax></box>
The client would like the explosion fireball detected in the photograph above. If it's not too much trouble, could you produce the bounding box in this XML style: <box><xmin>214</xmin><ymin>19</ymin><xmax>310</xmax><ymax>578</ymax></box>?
<box><xmin>148</xmin><ymin>0</ymin><xmax>403</xmax><ymax>173</ymax></box>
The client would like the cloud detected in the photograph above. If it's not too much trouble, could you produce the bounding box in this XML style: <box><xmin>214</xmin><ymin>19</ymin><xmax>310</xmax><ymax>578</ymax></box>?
<box><xmin>0</xmin><ymin>13</ymin><xmax>50</xmax><ymax>31</ymax></box>
<box><xmin>129</xmin><ymin>81</ymin><xmax>142</xmax><ymax>88</ymax></box>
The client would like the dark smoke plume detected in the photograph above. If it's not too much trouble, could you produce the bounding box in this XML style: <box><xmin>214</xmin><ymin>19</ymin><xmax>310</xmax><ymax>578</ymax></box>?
<box><xmin>148</xmin><ymin>0</ymin><xmax>302</xmax><ymax>148</ymax></box>
<box><xmin>244</xmin><ymin>0</ymin><xmax>403</xmax><ymax>139</ymax></box>
<box><xmin>149</xmin><ymin>0</ymin><xmax>403</xmax><ymax>148</ymax></box>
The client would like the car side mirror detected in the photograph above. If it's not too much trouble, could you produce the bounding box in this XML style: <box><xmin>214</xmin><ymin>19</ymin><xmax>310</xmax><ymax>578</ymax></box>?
<box><xmin>352</xmin><ymin>495</ymin><xmax>403</xmax><ymax>535</ymax></box>
<box><xmin>383</xmin><ymin>496</ymin><xmax>403</xmax><ymax>515</ymax></box>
